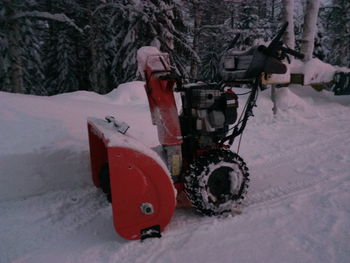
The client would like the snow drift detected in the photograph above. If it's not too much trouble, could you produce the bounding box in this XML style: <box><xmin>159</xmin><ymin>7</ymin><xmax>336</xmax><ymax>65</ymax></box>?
<box><xmin>0</xmin><ymin>82</ymin><xmax>350</xmax><ymax>263</ymax></box>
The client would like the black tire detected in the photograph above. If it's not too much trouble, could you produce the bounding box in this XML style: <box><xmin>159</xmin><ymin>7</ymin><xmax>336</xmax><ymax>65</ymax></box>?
<box><xmin>99</xmin><ymin>162</ymin><xmax>112</xmax><ymax>203</ymax></box>
<box><xmin>184</xmin><ymin>149</ymin><xmax>249</xmax><ymax>216</ymax></box>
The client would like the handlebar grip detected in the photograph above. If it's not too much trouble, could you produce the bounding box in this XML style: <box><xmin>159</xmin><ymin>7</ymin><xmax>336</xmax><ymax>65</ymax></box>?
<box><xmin>281</xmin><ymin>46</ymin><xmax>305</xmax><ymax>60</ymax></box>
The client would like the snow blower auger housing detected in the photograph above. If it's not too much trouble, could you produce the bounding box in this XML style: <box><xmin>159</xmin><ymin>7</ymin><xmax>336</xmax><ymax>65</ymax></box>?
<box><xmin>87</xmin><ymin>118</ymin><xmax>176</xmax><ymax>240</ymax></box>
<box><xmin>87</xmin><ymin>22</ymin><xmax>304</xmax><ymax>240</ymax></box>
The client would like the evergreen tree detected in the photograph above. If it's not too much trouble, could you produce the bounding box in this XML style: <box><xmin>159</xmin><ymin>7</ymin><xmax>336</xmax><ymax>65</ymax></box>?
<box><xmin>0</xmin><ymin>0</ymin><xmax>83</xmax><ymax>94</ymax></box>
<box><xmin>42</xmin><ymin>0</ymin><xmax>82</xmax><ymax>94</ymax></box>
<box><xmin>185</xmin><ymin>0</ymin><xmax>231</xmax><ymax>81</ymax></box>
<box><xmin>20</xmin><ymin>17</ymin><xmax>46</xmax><ymax>94</ymax></box>
<box><xmin>192</xmin><ymin>0</ymin><xmax>279</xmax><ymax>82</ymax></box>
<box><xmin>0</xmin><ymin>0</ymin><xmax>25</xmax><ymax>93</ymax></box>
<box><xmin>44</xmin><ymin>26</ymin><xmax>80</xmax><ymax>94</ymax></box>
<box><xmin>322</xmin><ymin>0</ymin><xmax>350</xmax><ymax>66</ymax></box>
<box><xmin>0</xmin><ymin>3</ymin><xmax>10</xmax><ymax>91</ymax></box>
<box><xmin>96</xmin><ymin>0</ymin><xmax>191</xmax><ymax>91</ymax></box>
<box><xmin>83</xmin><ymin>0</ymin><xmax>110</xmax><ymax>94</ymax></box>
<box><xmin>4</xmin><ymin>0</ymin><xmax>347</xmax><ymax>96</ymax></box>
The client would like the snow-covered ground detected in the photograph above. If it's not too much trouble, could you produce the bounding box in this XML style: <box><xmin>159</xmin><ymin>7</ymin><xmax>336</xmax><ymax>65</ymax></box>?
<box><xmin>0</xmin><ymin>82</ymin><xmax>349</xmax><ymax>263</ymax></box>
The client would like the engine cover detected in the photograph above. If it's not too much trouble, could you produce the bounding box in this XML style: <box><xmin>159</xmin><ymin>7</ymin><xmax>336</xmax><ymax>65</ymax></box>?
<box><xmin>179</xmin><ymin>83</ymin><xmax>238</xmax><ymax>157</ymax></box>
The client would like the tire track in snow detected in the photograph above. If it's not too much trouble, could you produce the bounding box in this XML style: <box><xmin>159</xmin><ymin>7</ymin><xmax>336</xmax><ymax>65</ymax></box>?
<box><xmin>242</xmin><ymin>130</ymin><xmax>350</xmax><ymax>211</ymax></box>
<box><xmin>160</xmin><ymin>128</ymin><xmax>350</xmax><ymax>245</ymax></box>
<box><xmin>247</xmin><ymin>129</ymin><xmax>350</xmax><ymax>168</ymax></box>
<box><xmin>138</xmin><ymin>176</ymin><xmax>348</xmax><ymax>263</ymax></box>
<box><xmin>0</xmin><ymin>186</ymin><xmax>108</xmax><ymax>263</ymax></box>
<box><xmin>110</xmin><ymin>173</ymin><xmax>350</xmax><ymax>263</ymax></box>
<box><xmin>241</xmin><ymin>174</ymin><xmax>341</xmax><ymax>209</ymax></box>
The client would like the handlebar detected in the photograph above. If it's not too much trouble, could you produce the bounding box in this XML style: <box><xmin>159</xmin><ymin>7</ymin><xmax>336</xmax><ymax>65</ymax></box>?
<box><xmin>264</xmin><ymin>21</ymin><xmax>304</xmax><ymax>60</ymax></box>
<box><xmin>266</xmin><ymin>22</ymin><xmax>289</xmax><ymax>54</ymax></box>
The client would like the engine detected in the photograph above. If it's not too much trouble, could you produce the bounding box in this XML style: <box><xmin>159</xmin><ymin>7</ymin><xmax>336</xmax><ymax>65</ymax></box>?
<box><xmin>179</xmin><ymin>83</ymin><xmax>238</xmax><ymax>161</ymax></box>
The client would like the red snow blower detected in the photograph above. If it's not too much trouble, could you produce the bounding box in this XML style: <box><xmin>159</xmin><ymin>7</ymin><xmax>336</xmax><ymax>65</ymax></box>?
<box><xmin>87</xmin><ymin>22</ymin><xmax>304</xmax><ymax>240</ymax></box>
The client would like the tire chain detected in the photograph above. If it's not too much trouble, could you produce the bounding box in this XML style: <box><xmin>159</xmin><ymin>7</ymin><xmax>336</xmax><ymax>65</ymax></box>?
<box><xmin>184</xmin><ymin>149</ymin><xmax>250</xmax><ymax>216</ymax></box>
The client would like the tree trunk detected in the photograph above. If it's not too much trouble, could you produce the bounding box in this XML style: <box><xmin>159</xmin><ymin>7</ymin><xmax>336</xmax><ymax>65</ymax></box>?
<box><xmin>300</xmin><ymin>0</ymin><xmax>320</xmax><ymax>62</ymax></box>
<box><xmin>46</xmin><ymin>0</ymin><xmax>55</xmax><ymax>43</ymax></box>
<box><xmin>190</xmin><ymin>5</ymin><xmax>202</xmax><ymax>80</ymax></box>
<box><xmin>90</xmin><ymin>39</ymin><xmax>99</xmax><ymax>92</ymax></box>
<box><xmin>6</xmin><ymin>3</ymin><xmax>24</xmax><ymax>94</ymax></box>
<box><xmin>271</xmin><ymin>85</ymin><xmax>278</xmax><ymax>115</ymax></box>
<box><xmin>281</xmin><ymin>0</ymin><xmax>295</xmax><ymax>49</ymax></box>
<box><xmin>271</xmin><ymin>0</ymin><xmax>296</xmax><ymax>115</ymax></box>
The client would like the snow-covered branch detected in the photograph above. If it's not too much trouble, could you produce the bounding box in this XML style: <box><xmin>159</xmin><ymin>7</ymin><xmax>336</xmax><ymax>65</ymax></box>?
<box><xmin>198</xmin><ymin>24</ymin><xmax>226</xmax><ymax>33</ymax></box>
<box><xmin>11</xmin><ymin>11</ymin><xmax>82</xmax><ymax>33</ymax></box>
<box><xmin>93</xmin><ymin>3</ymin><xmax>136</xmax><ymax>16</ymax></box>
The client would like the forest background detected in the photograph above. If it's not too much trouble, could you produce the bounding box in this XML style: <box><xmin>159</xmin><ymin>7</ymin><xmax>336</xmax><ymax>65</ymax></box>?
<box><xmin>0</xmin><ymin>0</ymin><xmax>349</xmax><ymax>95</ymax></box>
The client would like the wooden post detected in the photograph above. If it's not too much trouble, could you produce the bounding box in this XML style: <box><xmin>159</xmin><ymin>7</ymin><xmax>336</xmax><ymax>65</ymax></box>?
<box><xmin>271</xmin><ymin>85</ymin><xmax>278</xmax><ymax>115</ymax></box>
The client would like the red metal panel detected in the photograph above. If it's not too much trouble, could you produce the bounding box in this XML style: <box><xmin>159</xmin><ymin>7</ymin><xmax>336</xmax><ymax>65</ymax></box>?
<box><xmin>108</xmin><ymin>147</ymin><xmax>176</xmax><ymax>240</ymax></box>
<box><xmin>144</xmin><ymin>64</ymin><xmax>182</xmax><ymax>147</ymax></box>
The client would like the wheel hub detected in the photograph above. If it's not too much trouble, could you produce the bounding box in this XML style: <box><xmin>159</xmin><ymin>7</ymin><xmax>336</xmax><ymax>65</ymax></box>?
<box><xmin>207</xmin><ymin>166</ymin><xmax>233</xmax><ymax>203</ymax></box>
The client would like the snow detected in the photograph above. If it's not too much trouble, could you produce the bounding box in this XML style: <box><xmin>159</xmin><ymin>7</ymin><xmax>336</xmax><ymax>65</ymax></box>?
<box><xmin>87</xmin><ymin>117</ymin><xmax>171</xmax><ymax>181</ymax></box>
<box><xmin>105</xmin><ymin>81</ymin><xmax>148</xmax><ymax>105</ymax></box>
<box><xmin>1</xmin><ymin>81</ymin><xmax>350</xmax><ymax>263</ymax></box>
<box><xmin>137</xmin><ymin>46</ymin><xmax>171</xmax><ymax>79</ymax></box>
<box><xmin>291</xmin><ymin>58</ymin><xmax>350</xmax><ymax>85</ymax></box>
